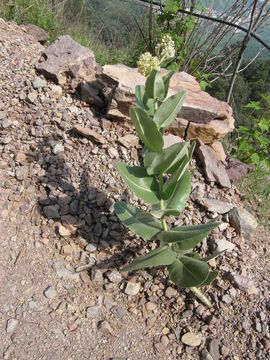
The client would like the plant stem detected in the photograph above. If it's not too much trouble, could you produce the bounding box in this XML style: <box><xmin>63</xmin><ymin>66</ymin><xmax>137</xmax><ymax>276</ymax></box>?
<box><xmin>190</xmin><ymin>287</ymin><xmax>212</xmax><ymax>308</ymax></box>
<box><xmin>158</xmin><ymin>175</ymin><xmax>212</xmax><ymax>308</ymax></box>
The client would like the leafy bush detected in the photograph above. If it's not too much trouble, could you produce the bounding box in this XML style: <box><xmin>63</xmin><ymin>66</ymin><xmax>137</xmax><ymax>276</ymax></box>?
<box><xmin>114</xmin><ymin>68</ymin><xmax>222</xmax><ymax>307</ymax></box>
<box><xmin>232</xmin><ymin>95</ymin><xmax>270</xmax><ymax>173</ymax></box>
<box><xmin>238</xmin><ymin>169</ymin><xmax>270</xmax><ymax>229</ymax></box>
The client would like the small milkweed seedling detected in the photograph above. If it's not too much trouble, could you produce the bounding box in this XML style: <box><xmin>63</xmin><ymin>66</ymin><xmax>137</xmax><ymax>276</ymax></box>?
<box><xmin>114</xmin><ymin>69</ymin><xmax>222</xmax><ymax>307</ymax></box>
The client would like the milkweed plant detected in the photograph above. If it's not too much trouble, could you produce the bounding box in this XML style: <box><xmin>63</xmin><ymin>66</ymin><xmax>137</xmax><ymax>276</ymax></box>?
<box><xmin>115</xmin><ymin>35</ymin><xmax>222</xmax><ymax>307</ymax></box>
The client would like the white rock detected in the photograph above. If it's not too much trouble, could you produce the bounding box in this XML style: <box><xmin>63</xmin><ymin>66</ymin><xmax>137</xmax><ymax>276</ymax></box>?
<box><xmin>53</xmin><ymin>143</ymin><xmax>64</xmax><ymax>155</ymax></box>
<box><xmin>125</xmin><ymin>281</ymin><xmax>140</xmax><ymax>296</ymax></box>
<box><xmin>181</xmin><ymin>332</ymin><xmax>202</xmax><ymax>347</ymax></box>
<box><xmin>215</xmin><ymin>238</ymin><xmax>235</xmax><ymax>252</ymax></box>
<box><xmin>32</xmin><ymin>78</ymin><xmax>47</xmax><ymax>89</ymax></box>
<box><xmin>6</xmin><ymin>319</ymin><xmax>18</xmax><ymax>333</ymax></box>
<box><xmin>44</xmin><ymin>285</ymin><xmax>57</xmax><ymax>299</ymax></box>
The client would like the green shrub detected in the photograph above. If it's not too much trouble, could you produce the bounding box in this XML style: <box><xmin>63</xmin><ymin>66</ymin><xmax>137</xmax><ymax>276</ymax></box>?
<box><xmin>239</xmin><ymin>169</ymin><xmax>270</xmax><ymax>229</ymax></box>
<box><xmin>232</xmin><ymin>94</ymin><xmax>270</xmax><ymax>173</ymax></box>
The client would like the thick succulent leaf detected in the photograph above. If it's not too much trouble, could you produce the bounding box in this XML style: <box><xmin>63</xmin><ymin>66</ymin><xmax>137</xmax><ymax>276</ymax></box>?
<box><xmin>135</xmin><ymin>85</ymin><xmax>155</xmax><ymax>117</ymax></box>
<box><xmin>166</xmin><ymin>141</ymin><xmax>195</xmax><ymax>175</ymax></box>
<box><xmin>168</xmin><ymin>256</ymin><xmax>209</xmax><ymax>288</ymax></box>
<box><xmin>114</xmin><ymin>201</ymin><xmax>162</xmax><ymax>240</ymax></box>
<box><xmin>158</xmin><ymin>221</ymin><xmax>220</xmax><ymax>251</ymax></box>
<box><xmin>144</xmin><ymin>142</ymin><xmax>187</xmax><ymax>175</ymax></box>
<box><xmin>188</xmin><ymin>141</ymin><xmax>196</xmax><ymax>159</ymax></box>
<box><xmin>118</xmin><ymin>163</ymin><xmax>160</xmax><ymax>204</ymax></box>
<box><xmin>199</xmin><ymin>271</ymin><xmax>218</xmax><ymax>287</ymax></box>
<box><xmin>153</xmin><ymin>90</ymin><xmax>187</xmax><ymax>128</ymax></box>
<box><xmin>163</xmin><ymin>156</ymin><xmax>189</xmax><ymax>200</ymax></box>
<box><xmin>123</xmin><ymin>246</ymin><xmax>177</xmax><ymax>272</ymax></box>
<box><xmin>164</xmin><ymin>170</ymin><xmax>191</xmax><ymax>216</ymax></box>
<box><xmin>162</xmin><ymin>71</ymin><xmax>175</xmax><ymax>99</ymax></box>
<box><xmin>145</xmin><ymin>70</ymin><xmax>165</xmax><ymax>100</ymax></box>
<box><xmin>135</xmin><ymin>85</ymin><xmax>146</xmax><ymax>109</ymax></box>
<box><xmin>130</xmin><ymin>107</ymin><xmax>163</xmax><ymax>153</ymax></box>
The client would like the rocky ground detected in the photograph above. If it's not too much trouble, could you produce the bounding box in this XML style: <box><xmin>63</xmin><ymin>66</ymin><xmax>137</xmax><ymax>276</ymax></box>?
<box><xmin>0</xmin><ymin>19</ymin><xmax>269</xmax><ymax>360</ymax></box>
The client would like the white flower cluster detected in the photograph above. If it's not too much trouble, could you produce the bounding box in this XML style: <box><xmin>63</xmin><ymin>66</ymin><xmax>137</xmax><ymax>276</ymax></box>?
<box><xmin>137</xmin><ymin>52</ymin><xmax>160</xmax><ymax>77</ymax></box>
<box><xmin>155</xmin><ymin>34</ymin><xmax>175</xmax><ymax>60</ymax></box>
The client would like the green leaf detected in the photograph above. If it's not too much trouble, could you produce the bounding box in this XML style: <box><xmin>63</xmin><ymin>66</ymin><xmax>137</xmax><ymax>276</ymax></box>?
<box><xmin>163</xmin><ymin>170</ymin><xmax>191</xmax><ymax>216</ymax></box>
<box><xmin>123</xmin><ymin>246</ymin><xmax>177</xmax><ymax>272</ymax></box>
<box><xmin>188</xmin><ymin>141</ymin><xmax>196</xmax><ymax>159</ymax></box>
<box><xmin>166</xmin><ymin>141</ymin><xmax>194</xmax><ymax>175</ymax></box>
<box><xmin>118</xmin><ymin>163</ymin><xmax>160</xmax><ymax>205</ymax></box>
<box><xmin>199</xmin><ymin>271</ymin><xmax>218</xmax><ymax>287</ymax></box>
<box><xmin>158</xmin><ymin>221</ymin><xmax>219</xmax><ymax>251</ymax></box>
<box><xmin>162</xmin><ymin>70</ymin><xmax>175</xmax><ymax>99</ymax></box>
<box><xmin>163</xmin><ymin>156</ymin><xmax>189</xmax><ymax>200</ymax></box>
<box><xmin>145</xmin><ymin>70</ymin><xmax>165</xmax><ymax>100</ymax></box>
<box><xmin>168</xmin><ymin>256</ymin><xmax>209</xmax><ymax>288</ymax></box>
<box><xmin>130</xmin><ymin>107</ymin><xmax>164</xmax><ymax>153</ymax></box>
<box><xmin>144</xmin><ymin>142</ymin><xmax>187</xmax><ymax>175</ymax></box>
<box><xmin>135</xmin><ymin>85</ymin><xmax>155</xmax><ymax>117</ymax></box>
<box><xmin>135</xmin><ymin>85</ymin><xmax>145</xmax><ymax>109</ymax></box>
<box><xmin>114</xmin><ymin>201</ymin><xmax>162</xmax><ymax>240</ymax></box>
<box><xmin>153</xmin><ymin>90</ymin><xmax>187</xmax><ymax>128</ymax></box>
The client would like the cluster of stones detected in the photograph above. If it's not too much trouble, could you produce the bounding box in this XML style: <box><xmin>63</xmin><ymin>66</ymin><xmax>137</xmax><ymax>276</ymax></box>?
<box><xmin>0</xmin><ymin>18</ymin><xmax>268</xmax><ymax>359</ymax></box>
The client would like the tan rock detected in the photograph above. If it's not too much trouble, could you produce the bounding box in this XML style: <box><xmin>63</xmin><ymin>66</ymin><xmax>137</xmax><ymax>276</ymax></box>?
<box><xmin>99</xmin><ymin>64</ymin><xmax>235</xmax><ymax>144</ymax></box>
<box><xmin>196</xmin><ymin>141</ymin><xmax>231</xmax><ymax>188</ymax></box>
<box><xmin>209</xmin><ymin>141</ymin><xmax>227</xmax><ymax>163</ymax></box>
<box><xmin>73</xmin><ymin>124</ymin><xmax>106</xmax><ymax>144</ymax></box>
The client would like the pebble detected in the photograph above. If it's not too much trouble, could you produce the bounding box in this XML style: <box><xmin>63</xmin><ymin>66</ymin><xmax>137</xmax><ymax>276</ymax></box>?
<box><xmin>106</xmin><ymin>270</ymin><xmax>122</xmax><ymax>284</ymax></box>
<box><xmin>54</xmin><ymin>260</ymin><xmax>80</xmax><ymax>282</ymax></box>
<box><xmin>27</xmin><ymin>91</ymin><xmax>37</xmax><ymax>103</ymax></box>
<box><xmin>103</xmin><ymin>295</ymin><xmax>115</xmax><ymax>310</ymax></box>
<box><xmin>86</xmin><ymin>305</ymin><xmax>100</xmax><ymax>319</ymax></box>
<box><xmin>215</xmin><ymin>238</ymin><xmax>235</xmax><ymax>252</ymax></box>
<box><xmin>15</xmin><ymin>166</ymin><xmax>28</xmax><ymax>181</ymax></box>
<box><xmin>125</xmin><ymin>281</ymin><xmax>140</xmax><ymax>296</ymax></box>
<box><xmin>85</xmin><ymin>243</ymin><xmax>97</xmax><ymax>252</ymax></box>
<box><xmin>208</xmin><ymin>339</ymin><xmax>220</xmax><ymax>360</ymax></box>
<box><xmin>146</xmin><ymin>301</ymin><xmax>157</xmax><ymax>312</ymax></box>
<box><xmin>43</xmin><ymin>205</ymin><xmax>60</xmax><ymax>219</ymax></box>
<box><xmin>165</xmin><ymin>286</ymin><xmax>178</xmax><ymax>298</ymax></box>
<box><xmin>6</xmin><ymin>319</ymin><xmax>18</xmax><ymax>333</ymax></box>
<box><xmin>98</xmin><ymin>320</ymin><xmax>114</xmax><ymax>336</ymax></box>
<box><xmin>181</xmin><ymin>332</ymin><xmax>202</xmax><ymax>347</ymax></box>
<box><xmin>108</xmin><ymin>147</ymin><xmax>119</xmax><ymax>159</ymax></box>
<box><xmin>222</xmin><ymin>294</ymin><xmax>232</xmax><ymax>304</ymax></box>
<box><xmin>32</xmin><ymin>78</ymin><xmax>47</xmax><ymax>89</ymax></box>
<box><xmin>53</xmin><ymin>143</ymin><xmax>64</xmax><ymax>155</ymax></box>
<box><xmin>44</xmin><ymin>285</ymin><xmax>57</xmax><ymax>299</ymax></box>
<box><xmin>96</xmin><ymin>192</ymin><xmax>107</xmax><ymax>206</ymax></box>
<box><xmin>118</xmin><ymin>134</ymin><xmax>138</xmax><ymax>148</ymax></box>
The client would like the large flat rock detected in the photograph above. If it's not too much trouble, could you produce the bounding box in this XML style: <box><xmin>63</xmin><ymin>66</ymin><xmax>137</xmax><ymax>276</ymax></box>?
<box><xmin>98</xmin><ymin>64</ymin><xmax>234</xmax><ymax>144</ymax></box>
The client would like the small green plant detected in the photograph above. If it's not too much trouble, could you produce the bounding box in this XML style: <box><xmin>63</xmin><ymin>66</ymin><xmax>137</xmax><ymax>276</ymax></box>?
<box><xmin>114</xmin><ymin>67</ymin><xmax>222</xmax><ymax>307</ymax></box>
<box><xmin>232</xmin><ymin>95</ymin><xmax>270</xmax><ymax>173</ymax></box>
<box><xmin>238</xmin><ymin>169</ymin><xmax>270</xmax><ymax>229</ymax></box>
